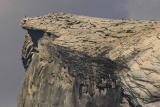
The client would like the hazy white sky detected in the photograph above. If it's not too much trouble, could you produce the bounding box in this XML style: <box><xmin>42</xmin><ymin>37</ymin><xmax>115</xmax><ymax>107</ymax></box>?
<box><xmin>0</xmin><ymin>0</ymin><xmax>160</xmax><ymax>107</ymax></box>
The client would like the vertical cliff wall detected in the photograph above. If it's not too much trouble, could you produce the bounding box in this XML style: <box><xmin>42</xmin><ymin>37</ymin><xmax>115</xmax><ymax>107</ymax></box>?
<box><xmin>18</xmin><ymin>13</ymin><xmax>160</xmax><ymax>107</ymax></box>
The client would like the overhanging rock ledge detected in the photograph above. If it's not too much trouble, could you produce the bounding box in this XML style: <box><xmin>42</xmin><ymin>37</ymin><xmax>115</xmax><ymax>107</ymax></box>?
<box><xmin>18</xmin><ymin>12</ymin><xmax>160</xmax><ymax>107</ymax></box>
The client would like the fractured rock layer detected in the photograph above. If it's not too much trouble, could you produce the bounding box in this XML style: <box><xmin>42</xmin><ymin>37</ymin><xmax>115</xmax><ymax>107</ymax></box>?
<box><xmin>18</xmin><ymin>12</ymin><xmax>160</xmax><ymax>107</ymax></box>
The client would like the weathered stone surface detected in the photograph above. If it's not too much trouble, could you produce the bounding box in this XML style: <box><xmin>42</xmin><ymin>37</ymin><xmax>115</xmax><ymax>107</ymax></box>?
<box><xmin>18</xmin><ymin>12</ymin><xmax>160</xmax><ymax>107</ymax></box>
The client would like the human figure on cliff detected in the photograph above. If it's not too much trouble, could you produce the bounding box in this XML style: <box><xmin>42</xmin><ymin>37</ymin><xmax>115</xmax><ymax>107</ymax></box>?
<box><xmin>111</xmin><ymin>74</ymin><xmax>117</xmax><ymax>88</ymax></box>
<box><xmin>88</xmin><ymin>77</ymin><xmax>95</xmax><ymax>97</ymax></box>
<box><xmin>106</xmin><ymin>79</ymin><xmax>112</xmax><ymax>91</ymax></box>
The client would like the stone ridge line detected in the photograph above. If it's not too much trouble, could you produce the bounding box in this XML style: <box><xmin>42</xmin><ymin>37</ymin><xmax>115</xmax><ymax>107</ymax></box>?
<box><xmin>20</xmin><ymin>12</ymin><xmax>160</xmax><ymax>59</ymax></box>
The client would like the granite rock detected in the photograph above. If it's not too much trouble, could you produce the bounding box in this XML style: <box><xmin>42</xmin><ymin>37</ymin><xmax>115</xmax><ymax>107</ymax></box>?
<box><xmin>18</xmin><ymin>12</ymin><xmax>160</xmax><ymax>107</ymax></box>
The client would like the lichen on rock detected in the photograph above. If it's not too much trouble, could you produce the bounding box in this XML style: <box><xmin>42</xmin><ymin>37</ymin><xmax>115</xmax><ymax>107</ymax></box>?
<box><xmin>18</xmin><ymin>12</ymin><xmax>160</xmax><ymax>107</ymax></box>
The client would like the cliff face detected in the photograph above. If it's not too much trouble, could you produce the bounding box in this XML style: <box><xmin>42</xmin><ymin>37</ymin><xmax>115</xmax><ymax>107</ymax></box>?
<box><xmin>18</xmin><ymin>13</ymin><xmax>160</xmax><ymax>107</ymax></box>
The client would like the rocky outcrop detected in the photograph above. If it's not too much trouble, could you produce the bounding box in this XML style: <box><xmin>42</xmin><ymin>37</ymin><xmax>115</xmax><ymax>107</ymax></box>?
<box><xmin>18</xmin><ymin>12</ymin><xmax>160</xmax><ymax>107</ymax></box>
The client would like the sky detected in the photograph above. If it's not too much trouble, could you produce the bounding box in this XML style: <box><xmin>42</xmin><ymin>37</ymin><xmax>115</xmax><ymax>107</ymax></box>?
<box><xmin>1</xmin><ymin>0</ymin><xmax>160</xmax><ymax>107</ymax></box>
